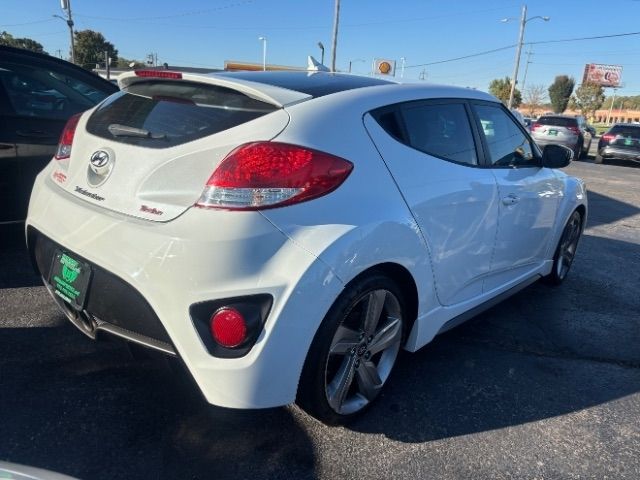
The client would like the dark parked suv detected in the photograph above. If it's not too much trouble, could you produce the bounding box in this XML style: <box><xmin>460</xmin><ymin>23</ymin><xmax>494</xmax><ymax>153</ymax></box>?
<box><xmin>0</xmin><ymin>46</ymin><xmax>118</xmax><ymax>224</ymax></box>
<box><xmin>595</xmin><ymin>123</ymin><xmax>640</xmax><ymax>165</ymax></box>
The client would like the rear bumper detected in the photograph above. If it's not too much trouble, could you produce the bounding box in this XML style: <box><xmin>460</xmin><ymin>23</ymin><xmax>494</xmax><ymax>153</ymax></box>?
<box><xmin>26</xmin><ymin>164</ymin><xmax>344</xmax><ymax>409</ymax></box>
<box><xmin>598</xmin><ymin>146</ymin><xmax>640</xmax><ymax>162</ymax></box>
<box><xmin>532</xmin><ymin>137</ymin><xmax>578</xmax><ymax>149</ymax></box>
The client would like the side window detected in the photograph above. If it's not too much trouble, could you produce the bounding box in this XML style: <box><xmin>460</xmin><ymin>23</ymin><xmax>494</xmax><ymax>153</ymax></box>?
<box><xmin>474</xmin><ymin>104</ymin><xmax>535</xmax><ymax>167</ymax></box>
<box><xmin>400</xmin><ymin>102</ymin><xmax>478</xmax><ymax>165</ymax></box>
<box><xmin>0</xmin><ymin>62</ymin><xmax>103</xmax><ymax>120</ymax></box>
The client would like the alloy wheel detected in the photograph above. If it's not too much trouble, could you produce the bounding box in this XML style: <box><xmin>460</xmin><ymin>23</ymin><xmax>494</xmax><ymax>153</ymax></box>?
<box><xmin>324</xmin><ymin>289</ymin><xmax>403</xmax><ymax>415</ymax></box>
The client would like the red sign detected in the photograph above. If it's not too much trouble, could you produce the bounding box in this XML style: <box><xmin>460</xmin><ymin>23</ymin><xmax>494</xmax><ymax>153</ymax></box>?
<box><xmin>582</xmin><ymin>64</ymin><xmax>623</xmax><ymax>88</ymax></box>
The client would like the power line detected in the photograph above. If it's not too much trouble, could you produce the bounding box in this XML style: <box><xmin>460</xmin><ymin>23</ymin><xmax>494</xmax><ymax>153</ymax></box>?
<box><xmin>406</xmin><ymin>30</ymin><xmax>640</xmax><ymax>70</ymax></box>
<box><xmin>527</xmin><ymin>30</ymin><xmax>640</xmax><ymax>46</ymax></box>
<box><xmin>406</xmin><ymin>44</ymin><xmax>516</xmax><ymax>68</ymax></box>
<box><xmin>74</xmin><ymin>0</ymin><xmax>254</xmax><ymax>22</ymax></box>
<box><xmin>0</xmin><ymin>18</ymin><xmax>55</xmax><ymax>27</ymax></box>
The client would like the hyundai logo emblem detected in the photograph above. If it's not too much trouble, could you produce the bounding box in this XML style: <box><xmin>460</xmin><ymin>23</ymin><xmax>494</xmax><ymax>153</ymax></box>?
<box><xmin>87</xmin><ymin>149</ymin><xmax>115</xmax><ymax>186</ymax></box>
<box><xmin>90</xmin><ymin>150</ymin><xmax>110</xmax><ymax>168</ymax></box>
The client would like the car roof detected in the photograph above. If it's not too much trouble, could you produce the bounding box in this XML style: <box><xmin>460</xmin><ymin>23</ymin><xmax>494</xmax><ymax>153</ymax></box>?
<box><xmin>120</xmin><ymin>69</ymin><xmax>498</xmax><ymax>108</ymax></box>
<box><xmin>212</xmin><ymin>71</ymin><xmax>395</xmax><ymax>98</ymax></box>
<box><xmin>0</xmin><ymin>45</ymin><xmax>119</xmax><ymax>94</ymax></box>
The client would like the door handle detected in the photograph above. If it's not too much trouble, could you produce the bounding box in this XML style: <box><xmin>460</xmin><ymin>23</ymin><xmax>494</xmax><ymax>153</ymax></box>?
<box><xmin>16</xmin><ymin>130</ymin><xmax>56</xmax><ymax>139</ymax></box>
<box><xmin>502</xmin><ymin>194</ymin><xmax>520</xmax><ymax>206</ymax></box>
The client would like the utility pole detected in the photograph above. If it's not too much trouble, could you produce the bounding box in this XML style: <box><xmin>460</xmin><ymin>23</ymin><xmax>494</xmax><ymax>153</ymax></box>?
<box><xmin>508</xmin><ymin>5</ymin><xmax>526</xmax><ymax>109</ymax></box>
<box><xmin>330</xmin><ymin>0</ymin><xmax>340</xmax><ymax>72</ymax></box>
<box><xmin>105</xmin><ymin>51</ymin><xmax>111</xmax><ymax>80</ymax></box>
<box><xmin>520</xmin><ymin>48</ymin><xmax>533</xmax><ymax>94</ymax></box>
<box><xmin>400</xmin><ymin>57</ymin><xmax>406</xmax><ymax>79</ymax></box>
<box><xmin>55</xmin><ymin>0</ymin><xmax>75</xmax><ymax>63</ymax></box>
<box><xmin>606</xmin><ymin>88</ymin><xmax>617</xmax><ymax>125</ymax></box>
<box><xmin>419</xmin><ymin>69</ymin><xmax>426</xmax><ymax>81</ymax></box>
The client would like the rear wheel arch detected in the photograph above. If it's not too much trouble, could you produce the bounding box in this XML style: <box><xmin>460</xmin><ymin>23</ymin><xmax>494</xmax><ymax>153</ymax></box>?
<box><xmin>342</xmin><ymin>263</ymin><xmax>419</xmax><ymax>341</ymax></box>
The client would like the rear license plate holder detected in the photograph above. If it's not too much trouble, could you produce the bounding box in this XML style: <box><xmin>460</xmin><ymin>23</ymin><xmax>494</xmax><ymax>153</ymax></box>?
<box><xmin>48</xmin><ymin>250</ymin><xmax>92</xmax><ymax>310</ymax></box>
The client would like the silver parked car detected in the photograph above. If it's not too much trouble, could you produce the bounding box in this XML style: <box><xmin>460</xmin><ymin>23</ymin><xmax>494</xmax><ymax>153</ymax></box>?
<box><xmin>531</xmin><ymin>115</ymin><xmax>592</xmax><ymax>159</ymax></box>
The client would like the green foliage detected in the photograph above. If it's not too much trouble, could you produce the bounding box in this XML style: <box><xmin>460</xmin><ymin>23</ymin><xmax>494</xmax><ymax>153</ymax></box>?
<box><xmin>489</xmin><ymin>77</ymin><xmax>522</xmax><ymax>107</ymax></box>
<box><xmin>548</xmin><ymin>75</ymin><xmax>575</xmax><ymax>114</ymax></box>
<box><xmin>0</xmin><ymin>31</ymin><xmax>46</xmax><ymax>54</ymax></box>
<box><xmin>74</xmin><ymin>29</ymin><xmax>118</xmax><ymax>69</ymax></box>
<box><xmin>115</xmin><ymin>57</ymin><xmax>144</xmax><ymax>69</ymax></box>
<box><xmin>569</xmin><ymin>82</ymin><xmax>605</xmax><ymax>119</ymax></box>
<box><xmin>602</xmin><ymin>95</ymin><xmax>640</xmax><ymax>110</ymax></box>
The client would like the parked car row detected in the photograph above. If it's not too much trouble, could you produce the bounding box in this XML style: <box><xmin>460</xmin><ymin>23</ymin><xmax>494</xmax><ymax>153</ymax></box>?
<box><xmin>0</xmin><ymin>46</ymin><xmax>118</xmax><ymax>224</ymax></box>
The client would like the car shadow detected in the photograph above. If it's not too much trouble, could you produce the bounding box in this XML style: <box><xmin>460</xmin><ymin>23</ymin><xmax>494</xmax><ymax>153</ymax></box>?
<box><xmin>0</xmin><ymin>224</ymin><xmax>41</xmax><ymax>289</ymax></box>
<box><xmin>585</xmin><ymin>191</ymin><xmax>640</xmax><ymax>229</ymax></box>
<box><xmin>0</xmin><ymin>325</ymin><xmax>317</xmax><ymax>480</ymax></box>
<box><xmin>347</xmin><ymin>233</ymin><xmax>639</xmax><ymax>442</ymax></box>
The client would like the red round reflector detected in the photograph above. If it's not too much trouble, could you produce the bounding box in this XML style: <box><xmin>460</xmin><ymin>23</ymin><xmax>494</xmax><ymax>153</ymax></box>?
<box><xmin>210</xmin><ymin>308</ymin><xmax>247</xmax><ymax>348</ymax></box>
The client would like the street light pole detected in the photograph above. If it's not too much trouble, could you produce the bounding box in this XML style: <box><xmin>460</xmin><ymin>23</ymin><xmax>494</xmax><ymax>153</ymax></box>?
<box><xmin>258</xmin><ymin>36</ymin><xmax>267</xmax><ymax>71</ymax></box>
<box><xmin>318</xmin><ymin>42</ymin><xmax>325</xmax><ymax>65</ymax></box>
<box><xmin>400</xmin><ymin>57</ymin><xmax>406</xmax><ymax>78</ymax></box>
<box><xmin>508</xmin><ymin>5</ymin><xmax>526</xmax><ymax>110</ymax></box>
<box><xmin>502</xmin><ymin>6</ymin><xmax>549</xmax><ymax>109</ymax></box>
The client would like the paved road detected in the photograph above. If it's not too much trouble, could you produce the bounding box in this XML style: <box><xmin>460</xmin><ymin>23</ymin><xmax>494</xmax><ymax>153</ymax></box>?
<box><xmin>1</xmin><ymin>155</ymin><xmax>639</xmax><ymax>480</ymax></box>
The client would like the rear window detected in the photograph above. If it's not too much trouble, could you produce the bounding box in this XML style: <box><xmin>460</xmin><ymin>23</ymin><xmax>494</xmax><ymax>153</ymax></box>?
<box><xmin>609</xmin><ymin>125</ymin><xmax>640</xmax><ymax>138</ymax></box>
<box><xmin>86</xmin><ymin>80</ymin><xmax>277</xmax><ymax>148</ymax></box>
<box><xmin>537</xmin><ymin>116</ymin><xmax>577</xmax><ymax>127</ymax></box>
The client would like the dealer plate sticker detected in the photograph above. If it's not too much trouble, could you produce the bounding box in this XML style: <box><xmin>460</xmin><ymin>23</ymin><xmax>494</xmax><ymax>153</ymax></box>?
<box><xmin>48</xmin><ymin>250</ymin><xmax>91</xmax><ymax>309</ymax></box>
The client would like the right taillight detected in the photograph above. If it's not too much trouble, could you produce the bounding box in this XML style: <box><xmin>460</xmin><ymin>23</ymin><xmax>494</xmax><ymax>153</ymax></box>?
<box><xmin>55</xmin><ymin>113</ymin><xmax>82</xmax><ymax>160</ymax></box>
<box><xmin>601</xmin><ymin>133</ymin><xmax>615</xmax><ymax>144</ymax></box>
<box><xmin>531</xmin><ymin>122</ymin><xmax>541</xmax><ymax>131</ymax></box>
<box><xmin>196</xmin><ymin>142</ymin><xmax>353</xmax><ymax>210</ymax></box>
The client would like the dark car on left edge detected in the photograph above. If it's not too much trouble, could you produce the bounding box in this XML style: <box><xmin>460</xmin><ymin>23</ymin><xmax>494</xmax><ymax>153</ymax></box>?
<box><xmin>0</xmin><ymin>45</ymin><xmax>118</xmax><ymax>224</ymax></box>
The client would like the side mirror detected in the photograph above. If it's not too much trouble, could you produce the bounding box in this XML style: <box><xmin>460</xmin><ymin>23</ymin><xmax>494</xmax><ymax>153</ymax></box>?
<box><xmin>542</xmin><ymin>144</ymin><xmax>573</xmax><ymax>168</ymax></box>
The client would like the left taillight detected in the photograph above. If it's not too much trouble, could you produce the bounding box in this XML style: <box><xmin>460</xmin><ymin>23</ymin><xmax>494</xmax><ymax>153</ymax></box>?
<box><xmin>54</xmin><ymin>112</ymin><xmax>82</xmax><ymax>160</ymax></box>
<box><xmin>195</xmin><ymin>142</ymin><xmax>354</xmax><ymax>210</ymax></box>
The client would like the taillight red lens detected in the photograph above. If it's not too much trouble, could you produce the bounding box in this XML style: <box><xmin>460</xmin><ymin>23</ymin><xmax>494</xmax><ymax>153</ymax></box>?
<box><xmin>567</xmin><ymin>126</ymin><xmax>580</xmax><ymax>134</ymax></box>
<box><xmin>196</xmin><ymin>142</ymin><xmax>354</xmax><ymax>210</ymax></box>
<box><xmin>601</xmin><ymin>133</ymin><xmax>615</xmax><ymax>143</ymax></box>
<box><xmin>55</xmin><ymin>113</ymin><xmax>82</xmax><ymax>160</ymax></box>
<box><xmin>531</xmin><ymin>122</ymin><xmax>541</xmax><ymax>131</ymax></box>
<box><xmin>210</xmin><ymin>308</ymin><xmax>247</xmax><ymax>348</ymax></box>
<box><xmin>134</xmin><ymin>69</ymin><xmax>182</xmax><ymax>79</ymax></box>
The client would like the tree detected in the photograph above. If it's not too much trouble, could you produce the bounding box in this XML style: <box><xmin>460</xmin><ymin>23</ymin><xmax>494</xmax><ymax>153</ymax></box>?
<box><xmin>115</xmin><ymin>57</ymin><xmax>144</xmax><ymax>69</ymax></box>
<box><xmin>0</xmin><ymin>31</ymin><xmax>46</xmax><ymax>54</ymax></box>
<box><xmin>548</xmin><ymin>75</ymin><xmax>575</xmax><ymax>114</ymax></box>
<box><xmin>74</xmin><ymin>29</ymin><xmax>118</xmax><ymax>70</ymax></box>
<box><xmin>523</xmin><ymin>84</ymin><xmax>547</xmax><ymax>117</ymax></box>
<box><xmin>569</xmin><ymin>82</ymin><xmax>605</xmax><ymax>120</ymax></box>
<box><xmin>489</xmin><ymin>77</ymin><xmax>522</xmax><ymax>107</ymax></box>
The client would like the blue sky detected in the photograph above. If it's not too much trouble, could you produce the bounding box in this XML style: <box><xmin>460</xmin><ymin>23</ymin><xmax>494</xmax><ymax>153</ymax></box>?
<box><xmin>3</xmin><ymin>0</ymin><xmax>640</xmax><ymax>97</ymax></box>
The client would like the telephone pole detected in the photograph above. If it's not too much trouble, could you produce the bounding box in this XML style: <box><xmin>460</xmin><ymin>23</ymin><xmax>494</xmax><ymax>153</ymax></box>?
<box><xmin>330</xmin><ymin>0</ymin><xmax>340</xmax><ymax>72</ymax></box>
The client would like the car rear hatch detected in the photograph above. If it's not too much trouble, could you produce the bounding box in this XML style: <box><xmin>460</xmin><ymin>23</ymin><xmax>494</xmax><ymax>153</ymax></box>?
<box><xmin>53</xmin><ymin>71</ymin><xmax>311</xmax><ymax>222</ymax></box>
<box><xmin>533</xmin><ymin>116</ymin><xmax>579</xmax><ymax>141</ymax></box>
<box><xmin>607</xmin><ymin>126</ymin><xmax>640</xmax><ymax>152</ymax></box>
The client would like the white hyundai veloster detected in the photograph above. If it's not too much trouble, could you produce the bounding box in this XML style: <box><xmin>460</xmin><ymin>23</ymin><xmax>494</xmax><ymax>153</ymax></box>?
<box><xmin>26</xmin><ymin>70</ymin><xmax>587</xmax><ymax>424</ymax></box>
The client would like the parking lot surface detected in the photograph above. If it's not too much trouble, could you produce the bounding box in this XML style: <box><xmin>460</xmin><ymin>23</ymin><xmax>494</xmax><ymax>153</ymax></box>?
<box><xmin>1</xmin><ymin>155</ymin><xmax>639</xmax><ymax>479</ymax></box>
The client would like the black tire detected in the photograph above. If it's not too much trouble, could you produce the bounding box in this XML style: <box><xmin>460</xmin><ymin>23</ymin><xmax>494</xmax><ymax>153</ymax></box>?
<box><xmin>543</xmin><ymin>210</ymin><xmax>583</xmax><ymax>286</ymax></box>
<box><xmin>297</xmin><ymin>273</ymin><xmax>406</xmax><ymax>425</ymax></box>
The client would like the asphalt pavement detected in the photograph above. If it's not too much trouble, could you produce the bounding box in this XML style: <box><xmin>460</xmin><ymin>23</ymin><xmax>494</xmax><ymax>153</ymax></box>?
<box><xmin>1</xmin><ymin>149</ymin><xmax>639</xmax><ymax>480</ymax></box>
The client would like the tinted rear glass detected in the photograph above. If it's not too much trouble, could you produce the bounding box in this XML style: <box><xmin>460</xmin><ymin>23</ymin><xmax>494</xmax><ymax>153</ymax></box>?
<box><xmin>537</xmin><ymin>116</ymin><xmax>577</xmax><ymax>127</ymax></box>
<box><xmin>609</xmin><ymin>125</ymin><xmax>640</xmax><ymax>138</ymax></box>
<box><xmin>216</xmin><ymin>71</ymin><xmax>393</xmax><ymax>98</ymax></box>
<box><xmin>86</xmin><ymin>80</ymin><xmax>277</xmax><ymax>148</ymax></box>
